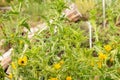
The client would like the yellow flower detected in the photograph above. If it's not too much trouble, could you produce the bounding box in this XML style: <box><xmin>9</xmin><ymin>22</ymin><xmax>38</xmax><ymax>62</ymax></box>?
<box><xmin>11</xmin><ymin>62</ymin><xmax>16</xmax><ymax>69</ymax></box>
<box><xmin>23</xmin><ymin>56</ymin><xmax>27</xmax><ymax>60</ymax></box>
<box><xmin>104</xmin><ymin>45</ymin><xmax>112</xmax><ymax>52</ymax></box>
<box><xmin>7</xmin><ymin>73</ymin><xmax>13</xmax><ymax>79</ymax></box>
<box><xmin>66</xmin><ymin>76</ymin><xmax>72</xmax><ymax>80</ymax></box>
<box><xmin>97</xmin><ymin>61</ymin><xmax>102</xmax><ymax>68</ymax></box>
<box><xmin>59</xmin><ymin>60</ymin><xmax>64</xmax><ymax>65</ymax></box>
<box><xmin>54</xmin><ymin>63</ymin><xmax>61</xmax><ymax>69</ymax></box>
<box><xmin>18</xmin><ymin>56</ymin><xmax>27</xmax><ymax>66</ymax></box>
<box><xmin>98</xmin><ymin>52</ymin><xmax>107</xmax><ymax>60</ymax></box>
<box><xmin>49</xmin><ymin>78</ymin><xmax>58</xmax><ymax>80</ymax></box>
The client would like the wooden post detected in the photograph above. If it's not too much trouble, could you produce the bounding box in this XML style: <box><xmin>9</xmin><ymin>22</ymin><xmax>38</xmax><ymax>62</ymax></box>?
<box><xmin>102</xmin><ymin>0</ymin><xmax>106</xmax><ymax>28</ymax></box>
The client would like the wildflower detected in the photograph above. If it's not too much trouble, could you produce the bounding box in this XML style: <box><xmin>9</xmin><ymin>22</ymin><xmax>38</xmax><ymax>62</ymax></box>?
<box><xmin>97</xmin><ymin>61</ymin><xmax>102</xmax><ymax>68</ymax></box>
<box><xmin>66</xmin><ymin>76</ymin><xmax>72</xmax><ymax>80</ymax></box>
<box><xmin>98</xmin><ymin>52</ymin><xmax>107</xmax><ymax>60</ymax></box>
<box><xmin>11</xmin><ymin>62</ymin><xmax>16</xmax><ymax>69</ymax></box>
<box><xmin>18</xmin><ymin>56</ymin><xmax>27</xmax><ymax>66</ymax></box>
<box><xmin>104</xmin><ymin>45</ymin><xmax>112</xmax><ymax>52</ymax></box>
<box><xmin>49</xmin><ymin>78</ymin><xmax>58</xmax><ymax>80</ymax></box>
<box><xmin>7</xmin><ymin>73</ymin><xmax>13</xmax><ymax>79</ymax></box>
<box><xmin>54</xmin><ymin>63</ymin><xmax>61</xmax><ymax>69</ymax></box>
<box><xmin>59</xmin><ymin>60</ymin><xmax>64</xmax><ymax>65</ymax></box>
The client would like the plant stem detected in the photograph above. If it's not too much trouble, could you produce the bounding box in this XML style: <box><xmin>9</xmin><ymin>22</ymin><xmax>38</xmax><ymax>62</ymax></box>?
<box><xmin>0</xmin><ymin>24</ymin><xmax>7</xmax><ymax>37</ymax></box>
<box><xmin>86</xmin><ymin>21</ymin><xmax>92</xmax><ymax>48</ymax></box>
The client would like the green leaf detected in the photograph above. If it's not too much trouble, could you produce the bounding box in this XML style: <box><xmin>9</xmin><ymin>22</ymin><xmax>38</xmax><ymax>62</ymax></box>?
<box><xmin>6</xmin><ymin>0</ymin><xmax>11</xmax><ymax>3</ymax></box>
<box><xmin>18</xmin><ymin>0</ymin><xmax>24</xmax><ymax>2</ymax></box>
<box><xmin>19</xmin><ymin>18</ymin><xmax>30</xmax><ymax>31</ymax></box>
<box><xmin>0</xmin><ymin>66</ymin><xmax>5</xmax><ymax>79</ymax></box>
<box><xmin>8</xmin><ymin>11</ymin><xmax>19</xmax><ymax>15</ymax></box>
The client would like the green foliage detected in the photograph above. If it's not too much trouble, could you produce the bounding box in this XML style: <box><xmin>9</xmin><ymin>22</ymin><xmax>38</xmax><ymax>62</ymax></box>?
<box><xmin>0</xmin><ymin>66</ymin><xmax>5</xmax><ymax>79</ymax></box>
<box><xmin>1</xmin><ymin>0</ymin><xmax>120</xmax><ymax>80</ymax></box>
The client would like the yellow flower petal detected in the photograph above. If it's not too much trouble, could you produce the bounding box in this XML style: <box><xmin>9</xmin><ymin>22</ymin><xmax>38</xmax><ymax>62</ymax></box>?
<box><xmin>18</xmin><ymin>56</ymin><xmax>27</xmax><ymax>66</ymax></box>
<box><xmin>49</xmin><ymin>78</ymin><xmax>58</xmax><ymax>80</ymax></box>
<box><xmin>23</xmin><ymin>56</ymin><xmax>27</xmax><ymax>60</ymax></box>
<box><xmin>54</xmin><ymin>63</ymin><xmax>61</xmax><ymax>69</ymax></box>
<box><xmin>66</xmin><ymin>76</ymin><xmax>72</xmax><ymax>80</ymax></box>
<box><xmin>98</xmin><ymin>52</ymin><xmax>107</xmax><ymax>60</ymax></box>
<box><xmin>7</xmin><ymin>73</ymin><xmax>13</xmax><ymax>79</ymax></box>
<box><xmin>104</xmin><ymin>45</ymin><xmax>112</xmax><ymax>52</ymax></box>
<box><xmin>11</xmin><ymin>62</ymin><xmax>16</xmax><ymax>69</ymax></box>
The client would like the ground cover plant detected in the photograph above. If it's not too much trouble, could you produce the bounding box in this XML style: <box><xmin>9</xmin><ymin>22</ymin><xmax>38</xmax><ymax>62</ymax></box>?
<box><xmin>0</xmin><ymin>0</ymin><xmax>120</xmax><ymax>80</ymax></box>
